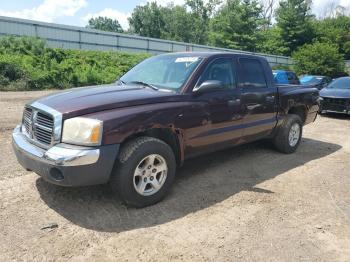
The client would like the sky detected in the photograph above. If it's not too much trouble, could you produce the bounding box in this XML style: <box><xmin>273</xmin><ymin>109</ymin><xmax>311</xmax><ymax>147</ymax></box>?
<box><xmin>0</xmin><ymin>0</ymin><xmax>349</xmax><ymax>30</ymax></box>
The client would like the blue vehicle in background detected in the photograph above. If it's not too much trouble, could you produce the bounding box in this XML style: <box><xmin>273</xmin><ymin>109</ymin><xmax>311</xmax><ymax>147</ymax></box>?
<box><xmin>273</xmin><ymin>70</ymin><xmax>300</xmax><ymax>85</ymax></box>
<box><xmin>300</xmin><ymin>75</ymin><xmax>331</xmax><ymax>90</ymax></box>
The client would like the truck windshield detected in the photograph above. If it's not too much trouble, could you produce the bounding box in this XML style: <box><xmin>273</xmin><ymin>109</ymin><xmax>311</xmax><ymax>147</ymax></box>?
<box><xmin>119</xmin><ymin>54</ymin><xmax>203</xmax><ymax>91</ymax></box>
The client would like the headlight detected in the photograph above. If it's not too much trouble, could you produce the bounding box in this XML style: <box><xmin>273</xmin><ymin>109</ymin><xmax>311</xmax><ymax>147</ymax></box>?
<box><xmin>62</xmin><ymin>117</ymin><xmax>103</xmax><ymax>146</ymax></box>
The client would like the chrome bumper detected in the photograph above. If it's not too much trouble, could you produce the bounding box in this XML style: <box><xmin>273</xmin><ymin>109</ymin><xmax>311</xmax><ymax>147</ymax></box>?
<box><xmin>12</xmin><ymin>125</ymin><xmax>99</xmax><ymax>166</ymax></box>
<box><xmin>12</xmin><ymin>125</ymin><xmax>119</xmax><ymax>186</ymax></box>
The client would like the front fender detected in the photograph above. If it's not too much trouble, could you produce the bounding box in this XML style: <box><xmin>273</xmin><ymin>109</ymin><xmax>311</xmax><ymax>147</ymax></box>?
<box><xmin>83</xmin><ymin>101</ymin><xmax>207</xmax><ymax>146</ymax></box>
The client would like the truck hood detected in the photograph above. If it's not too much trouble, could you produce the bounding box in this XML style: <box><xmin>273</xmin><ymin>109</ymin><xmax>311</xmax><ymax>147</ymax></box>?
<box><xmin>35</xmin><ymin>84</ymin><xmax>181</xmax><ymax>118</ymax></box>
<box><xmin>320</xmin><ymin>88</ymin><xmax>350</xmax><ymax>99</ymax></box>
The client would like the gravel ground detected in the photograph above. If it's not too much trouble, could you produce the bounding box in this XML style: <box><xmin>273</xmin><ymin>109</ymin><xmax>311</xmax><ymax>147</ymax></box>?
<box><xmin>0</xmin><ymin>91</ymin><xmax>350</xmax><ymax>261</ymax></box>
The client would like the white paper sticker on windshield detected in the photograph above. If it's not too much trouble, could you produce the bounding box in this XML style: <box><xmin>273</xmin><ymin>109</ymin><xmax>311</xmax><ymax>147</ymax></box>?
<box><xmin>175</xmin><ymin>57</ymin><xmax>199</xmax><ymax>63</ymax></box>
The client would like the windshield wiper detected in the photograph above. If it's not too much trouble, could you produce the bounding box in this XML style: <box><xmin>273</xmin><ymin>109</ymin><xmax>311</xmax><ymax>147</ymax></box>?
<box><xmin>128</xmin><ymin>81</ymin><xmax>159</xmax><ymax>91</ymax></box>
<box><xmin>116</xmin><ymin>79</ymin><xmax>126</xmax><ymax>85</ymax></box>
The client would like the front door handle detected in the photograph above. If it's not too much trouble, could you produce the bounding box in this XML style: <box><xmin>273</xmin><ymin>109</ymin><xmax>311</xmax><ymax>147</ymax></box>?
<box><xmin>228</xmin><ymin>99</ymin><xmax>241</xmax><ymax>106</ymax></box>
<box><xmin>266</xmin><ymin>95</ymin><xmax>275</xmax><ymax>103</ymax></box>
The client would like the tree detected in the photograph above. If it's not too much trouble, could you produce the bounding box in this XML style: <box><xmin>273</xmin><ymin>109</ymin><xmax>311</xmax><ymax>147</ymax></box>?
<box><xmin>292</xmin><ymin>42</ymin><xmax>345</xmax><ymax>77</ymax></box>
<box><xmin>162</xmin><ymin>5</ymin><xmax>193</xmax><ymax>42</ymax></box>
<box><xmin>128</xmin><ymin>2</ymin><xmax>166</xmax><ymax>38</ymax></box>
<box><xmin>314</xmin><ymin>16</ymin><xmax>350</xmax><ymax>59</ymax></box>
<box><xmin>128</xmin><ymin>1</ymin><xmax>220</xmax><ymax>44</ymax></box>
<box><xmin>275</xmin><ymin>0</ymin><xmax>315</xmax><ymax>55</ymax></box>
<box><xmin>209</xmin><ymin>0</ymin><xmax>264</xmax><ymax>52</ymax></box>
<box><xmin>87</xmin><ymin>16</ymin><xmax>124</xmax><ymax>33</ymax></box>
<box><xmin>256</xmin><ymin>27</ymin><xmax>289</xmax><ymax>55</ymax></box>
<box><xmin>186</xmin><ymin>0</ymin><xmax>220</xmax><ymax>45</ymax></box>
<box><xmin>261</xmin><ymin>0</ymin><xmax>276</xmax><ymax>29</ymax></box>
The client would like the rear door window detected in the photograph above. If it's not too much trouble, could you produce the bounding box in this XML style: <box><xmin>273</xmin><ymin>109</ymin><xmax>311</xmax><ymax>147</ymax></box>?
<box><xmin>239</xmin><ymin>58</ymin><xmax>267</xmax><ymax>88</ymax></box>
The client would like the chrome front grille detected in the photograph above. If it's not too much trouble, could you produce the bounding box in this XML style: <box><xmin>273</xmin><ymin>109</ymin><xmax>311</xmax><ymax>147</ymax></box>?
<box><xmin>35</xmin><ymin>112</ymin><xmax>54</xmax><ymax>145</ymax></box>
<box><xmin>23</xmin><ymin>107</ymin><xmax>32</xmax><ymax>134</ymax></box>
<box><xmin>22</xmin><ymin>107</ymin><xmax>55</xmax><ymax>148</ymax></box>
<box><xmin>37</xmin><ymin>112</ymin><xmax>54</xmax><ymax>128</ymax></box>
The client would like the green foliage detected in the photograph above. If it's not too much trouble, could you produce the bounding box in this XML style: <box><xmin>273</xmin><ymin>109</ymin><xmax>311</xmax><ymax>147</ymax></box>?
<box><xmin>209</xmin><ymin>0</ymin><xmax>264</xmax><ymax>51</ymax></box>
<box><xmin>129</xmin><ymin>0</ymin><xmax>264</xmax><ymax>48</ymax></box>
<box><xmin>185</xmin><ymin>0</ymin><xmax>219</xmax><ymax>44</ymax></box>
<box><xmin>0</xmin><ymin>35</ymin><xmax>46</xmax><ymax>56</ymax></box>
<box><xmin>128</xmin><ymin>0</ymin><xmax>218</xmax><ymax>45</ymax></box>
<box><xmin>313</xmin><ymin>16</ymin><xmax>350</xmax><ymax>59</ymax></box>
<box><xmin>0</xmin><ymin>36</ymin><xmax>150</xmax><ymax>91</ymax></box>
<box><xmin>292</xmin><ymin>42</ymin><xmax>345</xmax><ymax>77</ymax></box>
<box><xmin>161</xmin><ymin>5</ymin><xmax>193</xmax><ymax>42</ymax></box>
<box><xmin>0</xmin><ymin>54</ymin><xmax>29</xmax><ymax>90</ymax></box>
<box><xmin>256</xmin><ymin>27</ymin><xmax>289</xmax><ymax>56</ymax></box>
<box><xmin>87</xmin><ymin>16</ymin><xmax>124</xmax><ymax>33</ymax></box>
<box><xmin>275</xmin><ymin>0</ymin><xmax>315</xmax><ymax>55</ymax></box>
<box><xmin>128</xmin><ymin>2</ymin><xmax>166</xmax><ymax>39</ymax></box>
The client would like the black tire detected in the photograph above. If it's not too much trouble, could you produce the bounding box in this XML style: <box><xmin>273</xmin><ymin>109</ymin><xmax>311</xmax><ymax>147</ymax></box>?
<box><xmin>110</xmin><ymin>136</ymin><xmax>176</xmax><ymax>207</ymax></box>
<box><xmin>273</xmin><ymin>114</ymin><xmax>303</xmax><ymax>154</ymax></box>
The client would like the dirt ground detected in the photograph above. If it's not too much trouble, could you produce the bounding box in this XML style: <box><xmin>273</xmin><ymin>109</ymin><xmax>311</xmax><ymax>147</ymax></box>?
<box><xmin>0</xmin><ymin>91</ymin><xmax>350</xmax><ymax>262</ymax></box>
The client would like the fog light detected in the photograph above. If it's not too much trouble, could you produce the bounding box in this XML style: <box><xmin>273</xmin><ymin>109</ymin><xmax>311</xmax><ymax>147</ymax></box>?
<box><xmin>50</xmin><ymin>168</ymin><xmax>64</xmax><ymax>181</ymax></box>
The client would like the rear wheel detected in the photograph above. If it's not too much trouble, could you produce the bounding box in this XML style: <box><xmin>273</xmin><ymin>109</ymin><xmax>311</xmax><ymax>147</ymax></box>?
<box><xmin>273</xmin><ymin>114</ymin><xmax>303</xmax><ymax>154</ymax></box>
<box><xmin>110</xmin><ymin>137</ymin><xmax>176</xmax><ymax>207</ymax></box>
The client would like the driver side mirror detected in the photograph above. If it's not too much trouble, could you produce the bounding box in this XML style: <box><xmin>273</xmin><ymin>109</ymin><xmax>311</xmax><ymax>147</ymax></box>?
<box><xmin>194</xmin><ymin>80</ymin><xmax>224</xmax><ymax>94</ymax></box>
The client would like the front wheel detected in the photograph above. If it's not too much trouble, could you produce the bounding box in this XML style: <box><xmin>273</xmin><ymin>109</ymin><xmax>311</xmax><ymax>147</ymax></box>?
<box><xmin>110</xmin><ymin>137</ymin><xmax>176</xmax><ymax>207</ymax></box>
<box><xmin>273</xmin><ymin>114</ymin><xmax>303</xmax><ymax>154</ymax></box>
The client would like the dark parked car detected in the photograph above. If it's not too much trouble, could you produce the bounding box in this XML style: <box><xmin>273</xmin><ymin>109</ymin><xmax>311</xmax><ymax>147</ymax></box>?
<box><xmin>300</xmin><ymin>75</ymin><xmax>331</xmax><ymax>90</ymax></box>
<box><xmin>12</xmin><ymin>52</ymin><xmax>320</xmax><ymax>207</ymax></box>
<box><xmin>320</xmin><ymin>77</ymin><xmax>350</xmax><ymax>114</ymax></box>
<box><xmin>273</xmin><ymin>70</ymin><xmax>300</xmax><ymax>85</ymax></box>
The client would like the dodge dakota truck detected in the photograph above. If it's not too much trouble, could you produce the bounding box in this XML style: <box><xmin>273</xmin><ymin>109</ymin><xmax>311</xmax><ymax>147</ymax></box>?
<box><xmin>12</xmin><ymin>52</ymin><xmax>320</xmax><ymax>207</ymax></box>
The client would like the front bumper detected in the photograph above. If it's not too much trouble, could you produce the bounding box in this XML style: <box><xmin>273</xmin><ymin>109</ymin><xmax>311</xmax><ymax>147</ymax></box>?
<box><xmin>320</xmin><ymin>97</ymin><xmax>350</xmax><ymax>114</ymax></box>
<box><xmin>321</xmin><ymin>109</ymin><xmax>350</xmax><ymax>114</ymax></box>
<box><xmin>12</xmin><ymin>126</ymin><xmax>119</xmax><ymax>186</ymax></box>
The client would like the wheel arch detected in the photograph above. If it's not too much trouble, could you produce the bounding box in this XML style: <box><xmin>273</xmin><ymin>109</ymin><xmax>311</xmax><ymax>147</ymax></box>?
<box><xmin>288</xmin><ymin>105</ymin><xmax>307</xmax><ymax>124</ymax></box>
<box><xmin>121</xmin><ymin>127</ymin><xmax>184</xmax><ymax>166</ymax></box>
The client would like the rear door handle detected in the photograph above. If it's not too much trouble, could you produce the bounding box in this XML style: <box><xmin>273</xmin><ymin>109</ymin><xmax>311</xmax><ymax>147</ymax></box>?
<box><xmin>228</xmin><ymin>99</ymin><xmax>241</xmax><ymax>106</ymax></box>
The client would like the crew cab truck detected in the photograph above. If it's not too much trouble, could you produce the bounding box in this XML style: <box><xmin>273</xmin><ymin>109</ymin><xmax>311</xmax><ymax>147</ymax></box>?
<box><xmin>12</xmin><ymin>52</ymin><xmax>320</xmax><ymax>207</ymax></box>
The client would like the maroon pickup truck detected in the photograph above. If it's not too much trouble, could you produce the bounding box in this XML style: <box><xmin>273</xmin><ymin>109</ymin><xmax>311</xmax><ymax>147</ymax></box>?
<box><xmin>13</xmin><ymin>52</ymin><xmax>320</xmax><ymax>207</ymax></box>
